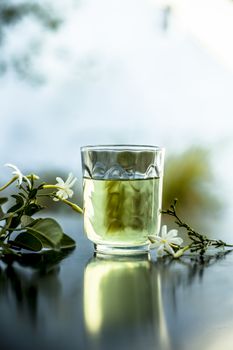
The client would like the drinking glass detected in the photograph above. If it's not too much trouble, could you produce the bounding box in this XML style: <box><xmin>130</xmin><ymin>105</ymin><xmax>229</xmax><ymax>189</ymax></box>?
<box><xmin>81</xmin><ymin>145</ymin><xmax>165</xmax><ymax>255</ymax></box>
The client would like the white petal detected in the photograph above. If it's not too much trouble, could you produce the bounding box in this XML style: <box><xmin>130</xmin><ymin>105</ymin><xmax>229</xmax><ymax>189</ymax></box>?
<box><xmin>5</xmin><ymin>163</ymin><xmax>18</xmax><ymax>171</ymax></box>
<box><xmin>165</xmin><ymin>243</ymin><xmax>175</xmax><ymax>256</ymax></box>
<box><xmin>17</xmin><ymin>173</ymin><xmax>23</xmax><ymax>185</ymax></box>
<box><xmin>56</xmin><ymin>189</ymin><xmax>68</xmax><ymax>199</ymax></box>
<box><xmin>150</xmin><ymin>241</ymin><xmax>162</xmax><ymax>249</ymax></box>
<box><xmin>148</xmin><ymin>235</ymin><xmax>161</xmax><ymax>242</ymax></box>
<box><xmin>69</xmin><ymin>177</ymin><xmax>77</xmax><ymax>188</ymax></box>
<box><xmin>168</xmin><ymin>237</ymin><xmax>183</xmax><ymax>245</ymax></box>
<box><xmin>67</xmin><ymin>189</ymin><xmax>74</xmax><ymax>198</ymax></box>
<box><xmin>5</xmin><ymin>163</ymin><xmax>23</xmax><ymax>181</ymax></box>
<box><xmin>56</xmin><ymin>190</ymin><xmax>62</xmax><ymax>197</ymax></box>
<box><xmin>161</xmin><ymin>225</ymin><xmax>167</xmax><ymax>238</ymax></box>
<box><xmin>62</xmin><ymin>192</ymin><xmax>68</xmax><ymax>199</ymax></box>
<box><xmin>23</xmin><ymin>176</ymin><xmax>32</xmax><ymax>188</ymax></box>
<box><xmin>157</xmin><ymin>244</ymin><xmax>165</xmax><ymax>256</ymax></box>
<box><xmin>166</xmin><ymin>229</ymin><xmax>179</xmax><ymax>239</ymax></box>
<box><xmin>56</xmin><ymin>177</ymin><xmax>65</xmax><ymax>185</ymax></box>
<box><xmin>66</xmin><ymin>173</ymin><xmax>73</xmax><ymax>185</ymax></box>
<box><xmin>148</xmin><ymin>235</ymin><xmax>162</xmax><ymax>244</ymax></box>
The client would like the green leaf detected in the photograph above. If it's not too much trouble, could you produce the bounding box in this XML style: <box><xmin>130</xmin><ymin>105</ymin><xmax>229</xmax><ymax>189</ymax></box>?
<box><xmin>11</xmin><ymin>194</ymin><xmax>20</xmax><ymax>199</ymax></box>
<box><xmin>2</xmin><ymin>248</ymin><xmax>73</xmax><ymax>268</ymax></box>
<box><xmin>10</xmin><ymin>232</ymin><xmax>42</xmax><ymax>252</ymax></box>
<box><xmin>28</xmin><ymin>218</ymin><xmax>43</xmax><ymax>226</ymax></box>
<box><xmin>7</xmin><ymin>195</ymin><xmax>24</xmax><ymax>213</ymax></box>
<box><xmin>28</xmin><ymin>188</ymin><xmax>38</xmax><ymax>199</ymax></box>
<box><xmin>0</xmin><ymin>207</ymin><xmax>4</xmax><ymax>219</ymax></box>
<box><xmin>26</xmin><ymin>232</ymin><xmax>76</xmax><ymax>250</ymax></box>
<box><xmin>21</xmin><ymin>215</ymin><xmax>34</xmax><ymax>227</ymax></box>
<box><xmin>24</xmin><ymin>203</ymin><xmax>43</xmax><ymax>216</ymax></box>
<box><xmin>0</xmin><ymin>197</ymin><xmax>8</xmax><ymax>205</ymax></box>
<box><xmin>26</xmin><ymin>218</ymin><xmax>63</xmax><ymax>248</ymax></box>
<box><xmin>60</xmin><ymin>233</ymin><xmax>76</xmax><ymax>249</ymax></box>
<box><xmin>18</xmin><ymin>192</ymin><xmax>27</xmax><ymax>199</ymax></box>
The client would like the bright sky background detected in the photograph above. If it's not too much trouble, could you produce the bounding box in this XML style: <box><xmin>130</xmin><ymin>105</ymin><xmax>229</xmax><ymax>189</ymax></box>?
<box><xmin>170</xmin><ymin>0</ymin><xmax>233</xmax><ymax>73</ymax></box>
<box><xmin>0</xmin><ymin>0</ymin><xmax>233</xmax><ymax>220</ymax></box>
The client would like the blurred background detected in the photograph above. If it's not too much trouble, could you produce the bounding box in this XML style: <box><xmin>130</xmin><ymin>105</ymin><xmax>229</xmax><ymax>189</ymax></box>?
<box><xmin>0</xmin><ymin>0</ymin><xmax>233</xmax><ymax>239</ymax></box>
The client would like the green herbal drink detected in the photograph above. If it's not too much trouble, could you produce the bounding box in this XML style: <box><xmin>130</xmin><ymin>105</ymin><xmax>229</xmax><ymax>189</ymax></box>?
<box><xmin>83</xmin><ymin>177</ymin><xmax>162</xmax><ymax>246</ymax></box>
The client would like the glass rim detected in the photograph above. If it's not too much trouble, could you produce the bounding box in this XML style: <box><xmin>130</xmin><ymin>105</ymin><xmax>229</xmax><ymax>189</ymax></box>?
<box><xmin>81</xmin><ymin>144</ymin><xmax>165</xmax><ymax>152</ymax></box>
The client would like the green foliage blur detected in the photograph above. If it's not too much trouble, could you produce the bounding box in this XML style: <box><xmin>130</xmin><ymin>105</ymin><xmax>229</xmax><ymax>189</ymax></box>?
<box><xmin>0</xmin><ymin>1</ymin><xmax>61</xmax><ymax>30</ymax></box>
<box><xmin>162</xmin><ymin>146</ymin><xmax>221</xmax><ymax>233</ymax></box>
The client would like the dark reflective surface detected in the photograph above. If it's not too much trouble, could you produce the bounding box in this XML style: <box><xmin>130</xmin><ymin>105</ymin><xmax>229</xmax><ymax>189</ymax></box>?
<box><xmin>0</xmin><ymin>216</ymin><xmax>233</xmax><ymax>350</ymax></box>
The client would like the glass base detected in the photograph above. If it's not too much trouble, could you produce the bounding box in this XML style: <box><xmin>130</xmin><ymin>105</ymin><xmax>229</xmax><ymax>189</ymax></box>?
<box><xmin>94</xmin><ymin>243</ymin><xmax>150</xmax><ymax>256</ymax></box>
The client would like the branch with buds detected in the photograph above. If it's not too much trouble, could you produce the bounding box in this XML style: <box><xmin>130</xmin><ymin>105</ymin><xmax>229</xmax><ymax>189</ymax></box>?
<box><xmin>149</xmin><ymin>199</ymin><xmax>233</xmax><ymax>258</ymax></box>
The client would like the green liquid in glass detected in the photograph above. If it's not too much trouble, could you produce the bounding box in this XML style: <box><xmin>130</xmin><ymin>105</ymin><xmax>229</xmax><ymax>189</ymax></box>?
<box><xmin>83</xmin><ymin>177</ymin><xmax>162</xmax><ymax>246</ymax></box>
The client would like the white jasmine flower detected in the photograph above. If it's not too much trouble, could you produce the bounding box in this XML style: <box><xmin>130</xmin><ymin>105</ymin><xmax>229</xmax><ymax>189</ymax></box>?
<box><xmin>54</xmin><ymin>172</ymin><xmax>77</xmax><ymax>201</ymax></box>
<box><xmin>5</xmin><ymin>163</ymin><xmax>31</xmax><ymax>187</ymax></box>
<box><xmin>149</xmin><ymin>225</ymin><xmax>183</xmax><ymax>257</ymax></box>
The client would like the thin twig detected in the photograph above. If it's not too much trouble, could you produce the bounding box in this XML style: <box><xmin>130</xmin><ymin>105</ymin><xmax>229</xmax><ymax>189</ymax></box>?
<box><xmin>162</xmin><ymin>199</ymin><xmax>233</xmax><ymax>256</ymax></box>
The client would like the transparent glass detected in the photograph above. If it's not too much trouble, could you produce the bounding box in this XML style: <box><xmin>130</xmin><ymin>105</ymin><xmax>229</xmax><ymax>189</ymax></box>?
<box><xmin>81</xmin><ymin>145</ymin><xmax>165</xmax><ymax>255</ymax></box>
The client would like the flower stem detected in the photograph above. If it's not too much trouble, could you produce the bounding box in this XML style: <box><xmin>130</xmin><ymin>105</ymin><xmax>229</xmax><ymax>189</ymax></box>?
<box><xmin>0</xmin><ymin>176</ymin><xmax>18</xmax><ymax>191</ymax></box>
<box><xmin>55</xmin><ymin>197</ymin><xmax>83</xmax><ymax>214</ymax></box>
<box><xmin>42</xmin><ymin>184</ymin><xmax>64</xmax><ymax>190</ymax></box>
<box><xmin>0</xmin><ymin>213</ymin><xmax>14</xmax><ymax>238</ymax></box>
<box><xmin>173</xmin><ymin>245</ymin><xmax>192</xmax><ymax>258</ymax></box>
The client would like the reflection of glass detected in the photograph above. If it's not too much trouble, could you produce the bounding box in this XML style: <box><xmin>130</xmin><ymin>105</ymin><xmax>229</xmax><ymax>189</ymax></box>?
<box><xmin>83</xmin><ymin>255</ymin><xmax>171</xmax><ymax>350</ymax></box>
<box><xmin>81</xmin><ymin>145</ymin><xmax>165</xmax><ymax>255</ymax></box>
